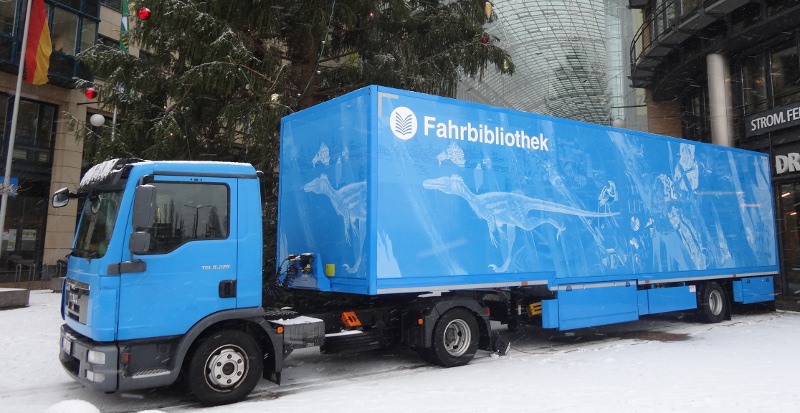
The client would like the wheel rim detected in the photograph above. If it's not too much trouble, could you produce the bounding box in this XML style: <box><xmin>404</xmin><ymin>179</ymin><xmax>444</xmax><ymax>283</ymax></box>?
<box><xmin>204</xmin><ymin>344</ymin><xmax>249</xmax><ymax>391</ymax></box>
<box><xmin>442</xmin><ymin>319</ymin><xmax>472</xmax><ymax>357</ymax></box>
<box><xmin>708</xmin><ymin>289</ymin><xmax>723</xmax><ymax>316</ymax></box>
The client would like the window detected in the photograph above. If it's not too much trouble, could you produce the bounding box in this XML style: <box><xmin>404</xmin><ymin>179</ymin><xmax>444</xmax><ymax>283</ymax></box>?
<box><xmin>0</xmin><ymin>0</ymin><xmax>17</xmax><ymax>36</ymax></box>
<box><xmin>0</xmin><ymin>94</ymin><xmax>57</xmax><ymax>274</ymax></box>
<box><xmin>741</xmin><ymin>53</ymin><xmax>767</xmax><ymax>115</ymax></box>
<box><xmin>730</xmin><ymin>2</ymin><xmax>761</xmax><ymax>33</ymax></box>
<box><xmin>37</xmin><ymin>1</ymin><xmax>100</xmax><ymax>83</ymax></box>
<box><xmin>681</xmin><ymin>87</ymin><xmax>710</xmax><ymax>143</ymax></box>
<box><xmin>145</xmin><ymin>182</ymin><xmax>230</xmax><ymax>254</ymax></box>
<box><xmin>778</xmin><ymin>180</ymin><xmax>800</xmax><ymax>297</ymax></box>
<box><xmin>8</xmin><ymin>99</ymin><xmax>55</xmax><ymax>165</ymax></box>
<box><xmin>680</xmin><ymin>0</ymin><xmax>700</xmax><ymax>14</ymax></box>
<box><xmin>770</xmin><ymin>38</ymin><xmax>800</xmax><ymax>107</ymax></box>
<box><xmin>766</xmin><ymin>0</ymin><xmax>800</xmax><ymax>17</ymax></box>
<box><xmin>51</xmin><ymin>6</ymin><xmax>78</xmax><ymax>54</ymax></box>
<box><xmin>74</xmin><ymin>189</ymin><xmax>124</xmax><ymax>259</ymax></box>
<box><xmin>80</xmin><ymin>19</ymin><xmax>97</xmax><ymax>55</ymax></box>
<box><xmin>101</xmin><ymin>0</ymin><xmax>123</xmax><ymax>12</ymax></box>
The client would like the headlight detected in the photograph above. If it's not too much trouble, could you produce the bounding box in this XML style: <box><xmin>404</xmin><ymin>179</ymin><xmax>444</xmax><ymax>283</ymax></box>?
<box><xmin>87</xmin><ymin>350</ymin><xmax>106</xmax><ymax>365</ymax></box>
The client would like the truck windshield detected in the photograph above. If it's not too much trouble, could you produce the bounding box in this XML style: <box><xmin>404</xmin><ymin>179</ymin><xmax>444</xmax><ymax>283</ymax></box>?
<box><xmin>73</xmin><ymin>189</ymin><xmax>124</xmax><ymax>259</ymax></box>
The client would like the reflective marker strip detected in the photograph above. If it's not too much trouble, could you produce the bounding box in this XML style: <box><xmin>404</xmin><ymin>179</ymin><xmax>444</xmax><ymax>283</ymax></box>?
<box><xmin>377</xmin><ymin>280</ymin><xmax>548</xmax><ymax>294</ymax></box>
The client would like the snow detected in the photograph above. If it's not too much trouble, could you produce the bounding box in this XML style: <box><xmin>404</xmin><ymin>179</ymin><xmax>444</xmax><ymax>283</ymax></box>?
<box><xmin>79</xmin><ymin>159</ymin><xmax>125</xmax><ymax>189</ymax></box>
<box><xmin>271</xmin><ymin>315</ymin><xmax>324</xmax><ymax>325</ymax></box>
<box><xmin>5</xmin><ymin>290</ymin><xmax>800</xmax><ymax>412</ymax></box>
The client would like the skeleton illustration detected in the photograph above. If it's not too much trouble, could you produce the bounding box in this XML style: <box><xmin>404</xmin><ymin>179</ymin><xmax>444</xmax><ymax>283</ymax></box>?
<box><xmin>304</xmin><ymin>174</ymin><xmax>366</xmax><ymax>273</ymax></box>
<box><xmin>423</xmin><ymin>174</ymin><xmax>619</xmax><ymax>272</ymax></box>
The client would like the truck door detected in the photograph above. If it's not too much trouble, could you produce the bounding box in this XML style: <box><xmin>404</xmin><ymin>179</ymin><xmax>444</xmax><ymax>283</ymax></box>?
<box><xmin>117</xmin><ymin>175</ymin><xmax>239</xmax><ymax>340</ymax></box>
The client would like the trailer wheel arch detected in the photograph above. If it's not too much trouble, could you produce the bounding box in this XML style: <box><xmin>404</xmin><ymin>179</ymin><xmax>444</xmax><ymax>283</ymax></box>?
<box><xmin>423</xmin><ymin>307</ymin><xmax>481</xmax><ymax>367</ymax></box>
<box><xmin>405</xmin><ymin>297</ymin><xmax>493</xmax><ymax>356</ymax></box>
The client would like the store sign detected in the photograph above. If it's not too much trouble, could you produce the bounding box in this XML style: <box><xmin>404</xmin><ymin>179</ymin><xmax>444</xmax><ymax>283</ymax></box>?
<box><xmin>776</xmin><ymin>153</ymin><xmax>800</xmax><ymax>175</ymax></box>
<box><xmin>745</xmin><ymin>101</ymin><xmax>800</xmax><ymax>137</ymax></box>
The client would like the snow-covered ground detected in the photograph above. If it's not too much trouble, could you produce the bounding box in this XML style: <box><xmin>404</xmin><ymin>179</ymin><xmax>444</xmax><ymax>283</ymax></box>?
<box><xmin>5</xmin><ymin>290</ymin><xmax>800</xmax><ymax>413</ymax></box>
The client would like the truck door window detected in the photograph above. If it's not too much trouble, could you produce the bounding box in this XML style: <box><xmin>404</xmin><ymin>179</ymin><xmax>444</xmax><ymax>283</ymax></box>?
<box><xmin>74</xmin><ymin>190</ymin><xmax>123</xmax><ymax>258</ymax></box>
<box><xmin>144</xmin><ymin>182</ymin><xmax>229</xmax><ymax>254</ymax></box>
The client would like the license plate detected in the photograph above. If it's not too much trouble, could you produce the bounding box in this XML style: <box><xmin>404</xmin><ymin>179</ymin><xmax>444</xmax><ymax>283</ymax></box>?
<box><xmin>62</xmin><ymin>337</ymin><xmax>72</xmax><ymax>355</ymax></box>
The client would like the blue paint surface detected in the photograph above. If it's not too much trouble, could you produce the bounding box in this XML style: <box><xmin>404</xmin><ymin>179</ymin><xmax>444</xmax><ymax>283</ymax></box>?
<box><xmin>278</xmin><ymin>86</ymin><xmax>778</xmax><ymax>296</ymax></box>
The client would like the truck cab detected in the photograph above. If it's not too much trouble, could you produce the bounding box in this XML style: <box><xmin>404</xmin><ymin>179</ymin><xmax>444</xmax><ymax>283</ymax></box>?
<box><xmin>55</xmin><ymin>159</ymin><xmax>288</xmax><ymax>404</ymax></box>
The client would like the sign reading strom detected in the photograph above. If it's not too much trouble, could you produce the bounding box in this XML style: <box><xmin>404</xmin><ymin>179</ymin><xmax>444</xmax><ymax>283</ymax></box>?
<box><xmin>745</xmin><ymin>101</ymin><xmax>800</xmax><ymax>137</ymax></box>
<box><xmin>389</xmin><ymin>106</ymin><xmax>550</xmax><ymax>151</ymax></box>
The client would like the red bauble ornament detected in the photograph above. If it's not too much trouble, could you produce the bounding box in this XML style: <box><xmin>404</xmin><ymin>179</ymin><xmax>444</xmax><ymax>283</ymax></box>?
<box><xmin>138</xmin><ymin>8</ymin><xmax>151</xmax><ymax>20</ymax></box>
<box><xmin>85</xmin><ymin>88</ymin><xmax>98</xmax><ymax>99</ymax></box>
<box><xmin>481</xmin><ymin>37</ymin><xmax>489</xmax><ymax>44</ymax></box>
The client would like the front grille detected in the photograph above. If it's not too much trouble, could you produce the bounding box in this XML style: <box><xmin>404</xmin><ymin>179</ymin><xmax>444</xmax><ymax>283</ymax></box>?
<box><xmin>65</xmin><ymin>279</ymin><xmax>90</xmax><ymax>324</ymax></box>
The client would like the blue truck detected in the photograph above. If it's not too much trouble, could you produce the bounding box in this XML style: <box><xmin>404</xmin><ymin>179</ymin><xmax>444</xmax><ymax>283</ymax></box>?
<box><xmin>54</xmin><ymin>86</ymin><xmax>779</xmax><ymax>405</ymax></box>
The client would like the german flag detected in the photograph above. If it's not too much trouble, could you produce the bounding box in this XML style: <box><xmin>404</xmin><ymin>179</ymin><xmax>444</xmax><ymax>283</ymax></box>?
<box><xmin>24</xmin><ymin>0</ymin><xmax>52</xmax><ymax>85</ymax></box>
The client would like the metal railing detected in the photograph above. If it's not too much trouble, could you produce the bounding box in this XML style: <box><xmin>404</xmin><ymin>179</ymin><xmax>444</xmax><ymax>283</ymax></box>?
<box><xmin>631</xmin><ymin>0</ymin><xmax>677</xmax><ymax>68</ymax></box>
<box><xmin>10</xmin><ymin>261</ymin><xmax>66</xmax><ymax>289</ymax></box>
<box><xmin>630</xmin><ymin>0</ymin><xmax>704</xmax><ymax>70</ymax></box>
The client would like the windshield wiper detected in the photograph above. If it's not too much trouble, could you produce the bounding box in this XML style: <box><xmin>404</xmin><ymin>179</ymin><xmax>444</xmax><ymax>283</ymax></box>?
<box><xmin>70</xmin><ymin>248</ymin><xmax>100</xmax><ymax>259</ymax></box>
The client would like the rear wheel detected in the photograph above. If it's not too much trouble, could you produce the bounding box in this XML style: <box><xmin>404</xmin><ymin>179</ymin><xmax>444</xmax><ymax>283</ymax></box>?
<box><xmin>697</xmin><ymin>282</ymin><xmax>727</xmax><ymax>323</ymax></box>
<box><xmin>187</xmin><ymin>330</ymin><xmax>262</xmax><ymax>406</ymax></box>
<box><xmin>425</xmin><ymin>308</ymin><xmax>479</xmax><ymax>367</ymax></box>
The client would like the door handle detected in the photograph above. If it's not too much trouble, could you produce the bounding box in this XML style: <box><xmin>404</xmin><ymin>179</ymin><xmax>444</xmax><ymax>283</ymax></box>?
<box><xmin>219</xmin><ymin>280</ymin><xmax>237</xmax><ymax>298</ymax></box>
<box><xmin>107</xmin><ymin>260</ymin><xmax>146</xmax><ymax>274</ymax></box>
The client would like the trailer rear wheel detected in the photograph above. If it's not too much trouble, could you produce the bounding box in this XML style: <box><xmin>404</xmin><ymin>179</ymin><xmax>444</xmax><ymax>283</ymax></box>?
<box><xmin>697</xmin><ymin>282</ymin><xmax>727</xmax><ymax>323</ymax></box>
<box><xmin>426</xmin><ymin>308</ymin><xmax>479</xmax><ymax>367</ymax></box>
<box><xmin>187</xmin><ymin>330</ymin><xmax>263</xmax><ymax>406</ymax></box>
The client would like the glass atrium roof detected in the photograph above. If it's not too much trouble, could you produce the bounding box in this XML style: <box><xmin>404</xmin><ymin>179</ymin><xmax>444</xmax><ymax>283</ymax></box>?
<box><xmin>459</xmin><ymin>0</ymin><xmax>640</xmax><ymax>129</ymax></box>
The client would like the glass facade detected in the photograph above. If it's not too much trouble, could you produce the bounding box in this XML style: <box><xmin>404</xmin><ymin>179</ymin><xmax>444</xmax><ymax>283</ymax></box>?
<box><xmin>0</xmin><ymin>1</ymin><xmax>104</xmax><ymax>284</ymax></box>
<box><xmin>741</xmin><ymin>53</ymin><xmax>768</xmax><ymax>116</ymax></box>
<box><xmin>736</xmin><ymin>32</ymin><xmax>800</xmax><ymax>301</ymax></box>
<box><xmin>0</xmin><ymin>0</ymin><xmax>99</xmax><ymax>83</ymax></box>
<box><xmin>779</xmin><ymin>183</ymin><xmax>800</xmax><ymax>296</ymax></box>
<box><xmin>770</xmin><ymin>39</ymin><xmax>800</xmax><ymax>107</ymax></box>
<box><xmin>458</xmin><ymin>0</ymin><xmax>646</xmax><ymax>131</ymax></box>
<box><xmin>0</xmin><ymin>94</ymin><xmax>57</xmax><ymax>283</ymax></box>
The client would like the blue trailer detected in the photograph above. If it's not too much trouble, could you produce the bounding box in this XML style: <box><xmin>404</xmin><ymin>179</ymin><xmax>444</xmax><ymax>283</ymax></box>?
<box><xmin>279</xmin><ymin>85</ymin><xmax>777</xmax><ymax>328</ymax></box>
<box><xmin>53</xmin><ymin>86</ymin><xmax>778</xmax><ymax>406</ymax></box>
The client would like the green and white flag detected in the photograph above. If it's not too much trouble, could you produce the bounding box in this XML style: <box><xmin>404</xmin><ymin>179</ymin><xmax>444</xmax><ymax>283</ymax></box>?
<box><xmin>120</xmin><ymin>0</ymin><xmax>129</xmax><ymax>52</ymax></box>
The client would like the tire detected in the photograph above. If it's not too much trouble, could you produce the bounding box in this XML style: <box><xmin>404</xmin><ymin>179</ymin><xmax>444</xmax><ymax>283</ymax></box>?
<box><xmin>187</xmin><ymin>330</ymin><xmax>263</xmax><ymax>406</ymax></box>
<box><xmin>425</xmin><ymin>308</ymin><xmax>479</xmax><ymax>367</ymax></box>
<box><xmin>696</xmin><ymin>282</ymin><xmax>727</xmax><ymax>323</ymax></box>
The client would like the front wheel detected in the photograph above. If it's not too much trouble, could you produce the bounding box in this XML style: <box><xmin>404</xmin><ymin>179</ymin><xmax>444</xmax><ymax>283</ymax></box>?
<box><xmin>187</xmin><ymin>330</ymin><xmax>263</xmax><ymax>406</ymax></box>
<box><xmin>425</xmin><ymin>308</ymin><xmax>479</xmax><ymax>367</ymax></box>
<box><xmin>696</xmin><ymin>282</ymin><xmax>727</xmax><ymax>323</ymax></box>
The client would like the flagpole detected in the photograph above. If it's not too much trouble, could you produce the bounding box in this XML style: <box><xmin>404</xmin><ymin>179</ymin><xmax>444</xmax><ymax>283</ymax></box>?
<box><xmin>0</xmin><ymin>0</ymin><xmax>35</xmax><ymax>261</ymax></box>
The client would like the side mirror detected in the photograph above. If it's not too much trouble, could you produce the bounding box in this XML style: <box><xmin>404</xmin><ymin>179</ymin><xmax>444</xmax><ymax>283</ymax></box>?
<box><xmin>52</xmin><ymin>188</ymin><xmax>70</xmax><ymax>208</ymax></box>
<box><xmin>131</xmin><ymin>184</ymin><xmax>156</xmax><ymax>230</ymax></box>
<box><xmin>129</xmin><ymin>231</ymin><xmax>151</xmax><ymax>255</ymax></box>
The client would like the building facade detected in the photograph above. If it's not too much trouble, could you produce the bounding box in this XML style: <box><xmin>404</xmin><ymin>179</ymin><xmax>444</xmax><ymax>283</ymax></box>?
<box><xmin>629</xmin><ymin>0</ymin><xmax>800</xmax><ymax>304</ymax></box>
<box><xmin>459</xmin><ymin>0</ymin><xmax>648</xmax><ymax>132</ymax></box>
<box><xmin>0</xmin><ymin>0</ymin><xmax>131</xmax><ymax>284</ymax></box>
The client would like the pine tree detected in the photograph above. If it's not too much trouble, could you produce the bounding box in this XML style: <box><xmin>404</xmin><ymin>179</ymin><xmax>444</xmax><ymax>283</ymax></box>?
<box><xmin>77</xmin><ymin>0</ymin><xmax>513</xmax><ymax>171</ymax></box>
<box><xmin>77</xmin><ymin>0</ymin><xmax>513</xmax><ymax>303</ymax></box>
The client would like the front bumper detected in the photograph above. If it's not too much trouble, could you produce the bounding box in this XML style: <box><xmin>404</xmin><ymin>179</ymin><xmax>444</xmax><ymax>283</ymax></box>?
<box><xmin>59</xmin><ymin>324</ymin><xmax>119</xmax><ymax>393</ymax></box>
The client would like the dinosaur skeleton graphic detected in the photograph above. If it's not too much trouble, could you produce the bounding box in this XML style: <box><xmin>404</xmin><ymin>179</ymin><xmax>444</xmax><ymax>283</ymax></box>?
<box><xmin>423</xmin><ymin>174</ymin><xmax>619</xmax><ymax>272</ymax></box>
<box><xmin>304</xmin><ymin>174</ymin><xmax>366</xmax><ymax>273</ymax></box>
